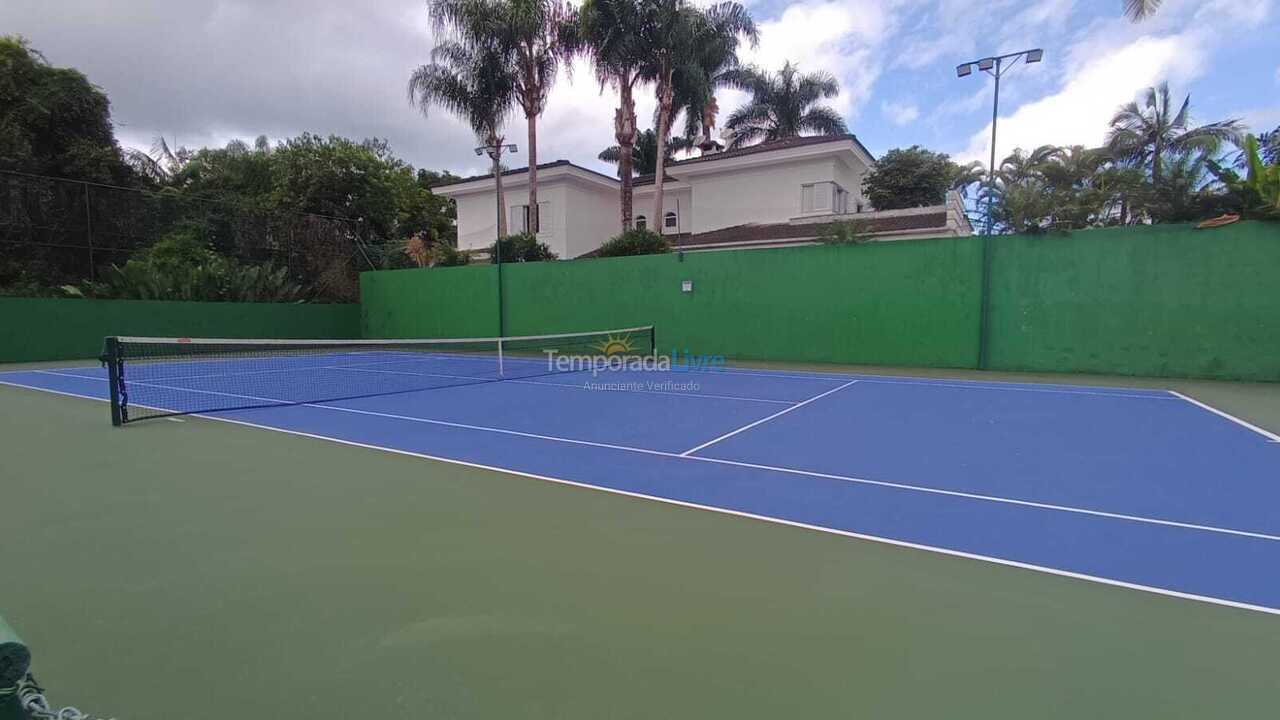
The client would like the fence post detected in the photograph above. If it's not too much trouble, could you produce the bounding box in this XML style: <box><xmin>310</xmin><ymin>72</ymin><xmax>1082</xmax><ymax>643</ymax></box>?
<box><xmin>83</xmin><ymin>182</ymin><xmax>95</xmax><ymax>281</ymax></box>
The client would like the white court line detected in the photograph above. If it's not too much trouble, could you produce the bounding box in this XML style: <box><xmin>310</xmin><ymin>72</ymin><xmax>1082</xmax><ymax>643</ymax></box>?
<box><xmin>2</xmin><ymin>376</ymin><xmax>1276</xmax><ymax>617</ymax></box>
<box><xmin>1169</xmin><ymin>390</ymin><xmax>1280</xmax><ymax>443</ymax></box>
<box><xmin>37</xmin><ymin>363</ymin><xmax>798</xmax><ymax>407</ymax></box>
<box><xmin>37</xmin><ymin>356</ymin><xmax>798</xmax><ymax>407</ymax></box>
<box><xmin>37</xmin><ymin>372</ymin><xmax>1280</xmax><ymax>545</ymax></box>
<box><xmin>679</xmin><ymin>380</ymin><xmax>858</xmax><ymax>456</ymax></box>
<box><xmin>115</xmin><ymin>326</ymin><xmax>654</xmax><ymax>345</ymax></box>
<box><xmin>332</xmin><ymin>364</ymin><xmax>797</xmax><ymax>405</ymax></box>
<box><xmin>10</xmin><ymin>352</ymin><xmax>1177</xmax><ymax>401</ymax></box>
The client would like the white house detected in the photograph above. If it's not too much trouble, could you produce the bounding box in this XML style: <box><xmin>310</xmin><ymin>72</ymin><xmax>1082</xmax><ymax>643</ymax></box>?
<box><xmin>433</xmin><ymin>134</ymin><xmax>971</xmax><ymax>258</ymax></box>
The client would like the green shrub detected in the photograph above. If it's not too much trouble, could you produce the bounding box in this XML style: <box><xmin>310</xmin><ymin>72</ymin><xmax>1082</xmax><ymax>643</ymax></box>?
<box><xmin>65</xmin><ymin>229</ymin><xmax>305</xmax><ymax>302</ymax></box>
<box><xmin>489</xmin><ymin>233</ymin><xmax>557</xmax><ymax>263</ymax></box>
<box><xmin>818</xmin><ymin>219</ymin><xmax>872</xmax><ymax>244</ymax></box>
<box><xmin>596</xmin><ymin>229</ymin><xmax>672</xmax><ymax>257</ymax></box>
<box><xmin>434</xmin><ymin>243</ymin><xmax>470</xmax><ymax>266</ymax></box>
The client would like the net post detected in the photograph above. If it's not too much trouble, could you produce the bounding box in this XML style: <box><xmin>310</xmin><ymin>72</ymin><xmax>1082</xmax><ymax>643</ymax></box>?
<box><xmin>497</xmin><ymin>337</ymin><xmax>505</xmax><ymax>378</ymax></box>
<box><xmin>102</xmin><ymin>337</ymin><xmax>124</xmax><ymax>427</ymax></box>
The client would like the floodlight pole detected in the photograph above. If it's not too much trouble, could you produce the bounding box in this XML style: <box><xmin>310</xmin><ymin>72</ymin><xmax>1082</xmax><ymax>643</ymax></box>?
<box><xmin>956</xmin><ymin>48</ymin><xmax>1042</xmax><ymax>370</ymax></box>
<box><xmin>476</xmin><ymin>141</ymin><xmax>518</xmax><ymax>343</ymax></box>
<box><xmin>956</xmin><ymin>49</ymin><xmax>1043</xmax><ymax>236</ymax></box>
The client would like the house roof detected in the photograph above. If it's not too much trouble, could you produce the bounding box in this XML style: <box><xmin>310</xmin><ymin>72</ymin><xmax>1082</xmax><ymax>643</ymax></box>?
<box><xmin>438</xmin><ymin>134</ymin><xmax>874</xmax><ymax>190</ymax></box>
<box><xmin>433</xmin><ymin>160</ymin><xmax>619</xmax><ymax>188</ymax></box>
<box><xmin>668</xmin><ymin>211</ymin><xmax>948</xmax><ymax>250</ymax></box>
<box><xmin>576</xmin><ymin>210</ymin><xmax>951</xmax><ymax>258</ymax></box>
<box><xmin>632</xmin><ymin>134</ymin><xmax>872</xmax><ymax>185</ymax></box>
<box><xmin>672</xmin><ymin>133</ymin><xmax>870</xmax><ymax>168</ymax></box>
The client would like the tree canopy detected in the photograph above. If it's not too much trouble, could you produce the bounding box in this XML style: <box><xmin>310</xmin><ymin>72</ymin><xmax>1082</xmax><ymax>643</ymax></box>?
<box><xmin>862</xmin><ymin>146</ymin><xmax>974</xmax><ymax>210</ymax></box>
<box><xmin>721</xmin><ymin>61</ymin><xmax>847</xmax><ymax>149</ymax></box>
<box><xmin>0</xmin><ymin>36</ymin><xmax>133</xmax><ymax>182</ymax></box>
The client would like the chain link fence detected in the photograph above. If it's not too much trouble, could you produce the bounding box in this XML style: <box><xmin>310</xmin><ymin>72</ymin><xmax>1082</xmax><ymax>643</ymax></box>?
<box><xmin>0</xmin><ymin>170</ymin><xmax>383</xmax><ymax>302</ymax></box>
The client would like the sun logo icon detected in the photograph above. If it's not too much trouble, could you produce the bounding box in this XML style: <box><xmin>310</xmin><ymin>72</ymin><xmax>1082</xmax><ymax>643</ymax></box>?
<box><xmin>592</xmin><ymin>334</ymin><xmax>635</xmax><ymax>356</ymax></box>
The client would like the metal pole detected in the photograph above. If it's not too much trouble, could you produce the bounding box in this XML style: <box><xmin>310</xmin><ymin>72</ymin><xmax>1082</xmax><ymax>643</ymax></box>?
<box><xmin>977</xmin><ymin>59</ymin><xmax>1001</xmax><ymax>370</ymax></box>
<box><xmin>83</xmin><ymin>182</ymin><xmax>95</xmax><ymax>280</ymax></box>
<box><xmin>492</xmin><ymin>150</ymin><xmax>506</xmax><ymax>364</ymax></box>
<box><xmin>987</xmin><ymin>59</ymin><xmax>1001</xmax><ymax>237</ymax></box>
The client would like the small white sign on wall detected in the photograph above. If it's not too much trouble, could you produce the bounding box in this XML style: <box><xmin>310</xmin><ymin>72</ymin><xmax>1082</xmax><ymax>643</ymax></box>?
<box><xmin>681</xmin><ymin>280</ymin><xmax>693</xmax><ymax>293</ymax></box>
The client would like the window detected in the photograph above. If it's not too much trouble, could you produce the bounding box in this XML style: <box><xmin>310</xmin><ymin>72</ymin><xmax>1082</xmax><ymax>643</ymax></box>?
<box><xmin>800</xmin><ymin>182</ymin><xmax>848</xmax><ymax>215</ymax></box>
<box><xmin>509</xmin><ymin>202</ymin><xmax>552</xmax><ymax>235</ymax></box>
<box><xmin>635</xmin><ymin>215</ymin><xmax>647</xmax><ymax>230</ymax></box>
<box><xmin>509</xmin><ymin>205</ymin><xmax>528</xmax><ymax>234</ymax></box>
<box><xmin>663</xmin><ymin>211</ymin><xmax>678</xmax><ymax>230</ymax></box>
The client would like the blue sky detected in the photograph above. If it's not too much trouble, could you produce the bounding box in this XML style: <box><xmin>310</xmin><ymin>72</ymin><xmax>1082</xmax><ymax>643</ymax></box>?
<box><xmin>702</xmin><ymin>0</ymin><xmax>1279</xmax><ymax>166</ymax></box>
<box><xmin>1</xmin><ymin>0</ymin><xmax>1276</xmax><ymax>176</ymax></box>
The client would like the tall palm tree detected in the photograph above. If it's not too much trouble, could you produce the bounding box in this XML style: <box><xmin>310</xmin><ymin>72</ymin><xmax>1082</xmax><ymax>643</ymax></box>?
<box><xmin>721</xmin><ymin>61</ymin><xmax>847</xmax><ymax>149</ymax></box>
<box><xmin>642</xmin><ymin>0</ymin><xmax>756</xmax><ymax>224</ymax></box>
<box><xmin>429</xmin><ymin>0</ymin><xmax>577</xmax><ymax>234</ymax></box>
<box><xmin>598</xmin><ymin>129</ymin><xmax>695</xmax><ymax>177</ymax></box>
<box><xmin>1123</xmin><ymin>0</ymin><xmax>1162</xmax><ymax>21</ymax></box>
<box><xmin>581</xmin><ymin>0</ymin><xmax>649</xmax><ymax>230</ymax></box>
<box><xmin>124</xmin><ymin>136</ymin><xmax>194</xmax><ymax>183</ymax></box>
<box><xmin>1106</xmin><ymin>83</ymin><xmax>1243</xmax><ymax>185</ymax></box>
<box><xmin>409</xmin><ymin>39</ymin><xmax>518</xmax><ymax>238</ymax></box>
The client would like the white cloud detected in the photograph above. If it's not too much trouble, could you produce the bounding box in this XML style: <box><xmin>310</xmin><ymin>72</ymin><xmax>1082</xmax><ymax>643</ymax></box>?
<box><xmin>724</xmin><ymin>0</ymin><xmax>898</xmax><ymax>124</ymax></box>
<box><xmin>881</xmin><ymin>101</ymin><xmax>920</xmax><ymax>125</ymax></box>
<box><xmin>954</xmin><ymin>34</ymin><xmax>1202</xmax><ymax>164</ymax></box>
<box><xmin>1238</xmin><ymin>106</ymin><xmax>1280</xmax><ymax>134</ymax></box>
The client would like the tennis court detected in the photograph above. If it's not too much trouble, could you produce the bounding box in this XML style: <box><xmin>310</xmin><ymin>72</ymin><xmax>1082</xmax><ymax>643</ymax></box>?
<box><xmin>3</xmin><ymin>327</ymin><xmax>1280</xmax><ymax>718</ymax></box>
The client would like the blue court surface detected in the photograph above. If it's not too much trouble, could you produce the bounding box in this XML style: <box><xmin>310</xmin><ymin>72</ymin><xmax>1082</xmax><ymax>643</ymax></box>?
<box><xmin>4</xmin><ymin>351</ymin><xmax>1279</xmax><ymax>615</ymax></box>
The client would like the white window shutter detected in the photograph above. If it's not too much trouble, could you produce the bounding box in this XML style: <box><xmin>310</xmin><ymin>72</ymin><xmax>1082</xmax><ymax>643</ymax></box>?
<box><xmin>814</xmin><ymin>182</ymin><xmax>831</xmax><ymax>212</ymax></box>
<box><xmin>537</xmin><ymin>202</ymin><xmax>551</xmax><ymax>234</ymax></box>
<box><xmin>509</xmin><ymin>205</ymin><xmax>525</xmax><ymax>234</ymax></box>
<box><xmin>801</xmin><ymin>185</ymin><xmax>814</xmax><ymax>213</ymax></box>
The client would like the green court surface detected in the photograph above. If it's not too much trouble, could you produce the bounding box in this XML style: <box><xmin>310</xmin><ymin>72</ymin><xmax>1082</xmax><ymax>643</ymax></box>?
<box><xmin>2</xmin><ymin>362</ymin><xmax>1279</xmax><ymax>719</ymax></box>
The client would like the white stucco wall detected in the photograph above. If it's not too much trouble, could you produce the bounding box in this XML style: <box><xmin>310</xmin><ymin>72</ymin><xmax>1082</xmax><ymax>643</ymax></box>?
<box><xmin>834</xmin><ymin>158</ymin><xmax>871</xmax><ymax>213</ymax></box>
<box><xmin>686</xmin><ymin>156</ymin><xmax>844</xmax><ymax>233</ymax></box>
<box><xmin>561</xmin><ymin>182</ymin><xmax>620</xmax><ymax>257</ymax></box>
<box><xmin>632</xmin><ymin>185</ymin><xmax>692</xmax><ymax>235</ymax></box>
<box><xmin>454</xmin><ymin>193</ymin><xmax>500</xmax><ymax>252</ymax></box>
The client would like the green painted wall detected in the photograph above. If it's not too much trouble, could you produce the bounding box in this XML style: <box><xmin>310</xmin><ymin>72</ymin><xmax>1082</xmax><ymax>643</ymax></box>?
<box><xmin>359</xmin><ymin>264</ymin><xmax>499</xmax><ymax>339</ymax></box>
<box><xmin>0</xmin><ymin>298</ymin><xmax>360</xmax><ymax>363</ymax></box>
<box><xmin>363</xmin><ymin>238</ymin><xmax>985</xmax><ymax>368</ymax></box>
<box><xmin>986</xmin><ymin>222</ymin><xmax>1280</xmax><ymax>381</ymax></box>
<box><xmin>360</xmin><ymin>221</ymin><xmax>1280</xmax><ymax>381</ymax></box>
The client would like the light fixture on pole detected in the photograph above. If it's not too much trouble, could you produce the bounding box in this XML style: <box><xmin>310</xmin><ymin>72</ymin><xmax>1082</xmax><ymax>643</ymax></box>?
<box><xmin>955</xmin><ymin>48</ymin><xmax>1043</xmax><ymax>236</ymax></box>
<box><xmin>475</xmin><ymin>141</ymin><xmax>518</xmax><ymax>340</ymax></box>
<box><xmin>955</xmin><ymin>48</ymin><xmax>1042</xmax><ymax>371</ymax></box>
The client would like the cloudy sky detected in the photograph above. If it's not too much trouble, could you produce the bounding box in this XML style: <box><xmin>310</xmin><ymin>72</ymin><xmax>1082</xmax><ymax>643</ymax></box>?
<box><xmin>3</xmin><ymin>0</ymin><xmax>1277</xmax><ymax>177</ymax></box>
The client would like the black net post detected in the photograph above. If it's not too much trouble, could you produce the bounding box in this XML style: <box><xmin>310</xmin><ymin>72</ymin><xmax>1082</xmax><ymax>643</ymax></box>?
<box><xmin>101</xmin><ymin>337</ymin><xmax>125</xmax><ymax>427</ymax></box>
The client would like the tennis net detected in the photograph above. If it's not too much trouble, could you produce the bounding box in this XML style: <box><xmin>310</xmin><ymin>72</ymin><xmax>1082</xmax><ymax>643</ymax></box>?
<box><xmin>101</xmin><ymin>326</ymin><xmax>656</xmax><ymax>425</ymax></box>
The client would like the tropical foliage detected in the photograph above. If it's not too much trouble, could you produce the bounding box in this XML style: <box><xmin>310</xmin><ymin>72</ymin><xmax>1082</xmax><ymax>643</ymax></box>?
<box><xmin>64</xmin><ymin>230</ymin><xmax>305</xmax><ymax>302</ymax></box>
<box><xmin>598</xmin><ymin>129</ymin><xmax>695</xmax><ymax>177</ymax></box>
<box><xmin>409</xmin><ymin>27</ymin><xmax>517</xmax><ymax>237</ymax></box>
<box><xmin>580</xmin><ymin>0</ymin><xmax>651</xmax><ymax>230</ymax></box>
<box><xmin>0</xmin><ymin>36</ymin><xmax>133</xmax><ymax>183</ymax></box>
<box><xmin>488</xmin><ymin>233</ymin><xmax>559</xmax><ymax>262</ymax></box>
<box><xmin>2</xmin><ymin>37</ymin><xmax>460</xmax><ymax>300</ymax></box>
<box><xmin>639</xmin><ymin>0</ymin><xmax>756</xmax><ymax>230</ymax></box>
<box><xmin>428</xmin><ymin>0</ymin><xmax>578</xmax><ymax>234</ymax></box>
<box><xmin>817</xmin><ymin>219</ymin><xmax>872</xmax><ymax>245</ymax></box>
<box><xmin>721</xmin><ymin>61</ymin><xmax>848</xmax><ymax>149</ymax></box>
<box><xmin>1105</xmin><ymin>83</ymin><xmax>1242</xmax><ymax>184</ymax></box>
<box><xmin>1211</xmin><ymin>135</ymin><xmax>1280</xmax><ymax>219</ymax></box>
<box><xmin>973</xmin><ymin>84</ymin><xmax>1264</xmax><ymax>233</ymax></box>
<box><xmin>862</xmin><ymin>146</ymin><xmax>981</xmax><ymax>210</ymax></box>
<box><xmin>595</xmin><ymin>228</ymin><xmax>672</xmax><ymax>256</ymax></box>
